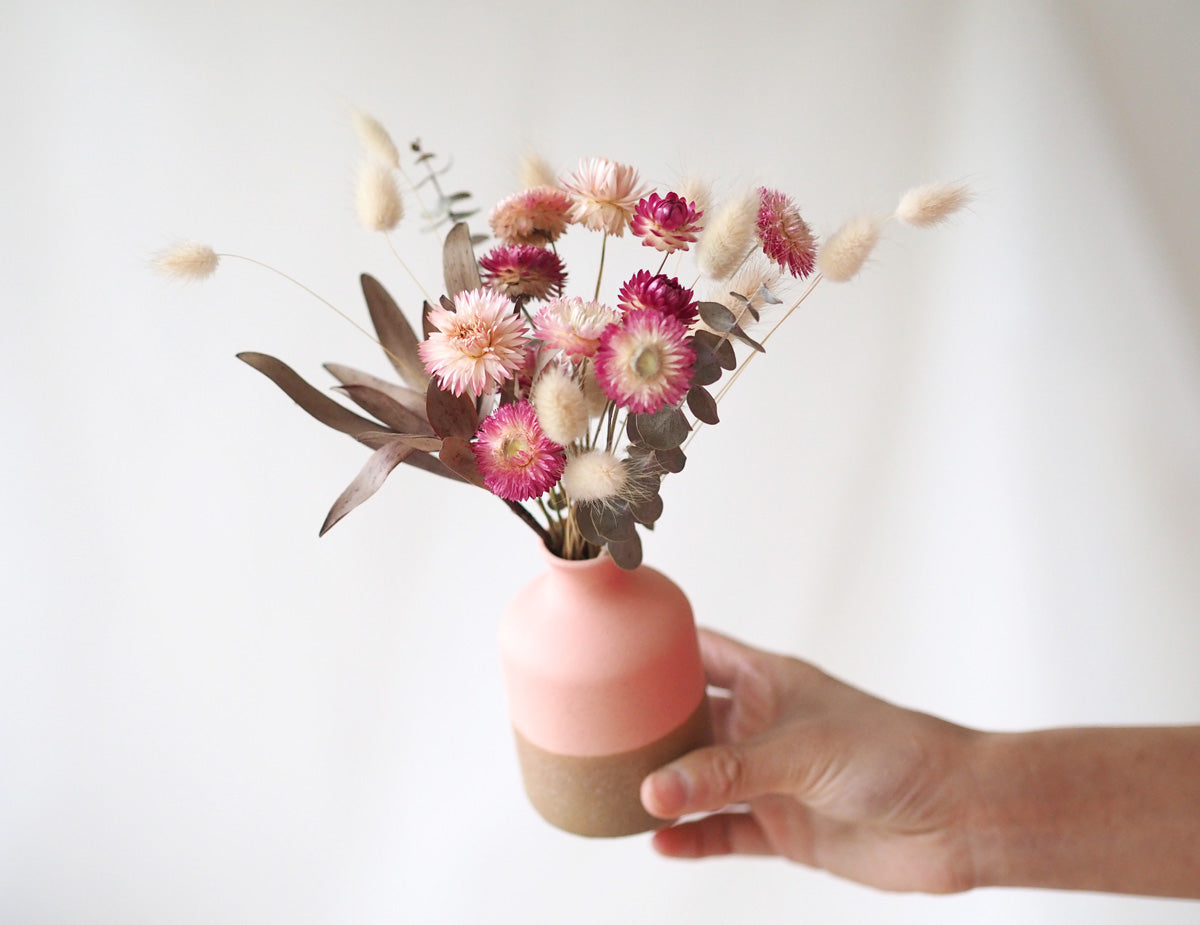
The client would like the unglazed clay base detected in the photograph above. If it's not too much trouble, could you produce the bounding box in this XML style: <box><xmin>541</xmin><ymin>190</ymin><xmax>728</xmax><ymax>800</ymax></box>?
<box><xmin>513</xmin><ymin>697</ymin><xmax>713</xmax><ymax>837</ymax></box>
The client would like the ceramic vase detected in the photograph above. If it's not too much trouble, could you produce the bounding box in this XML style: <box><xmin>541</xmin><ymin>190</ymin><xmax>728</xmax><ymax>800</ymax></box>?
<box><xmin>498</xmin><ymin>547</ymin><xmax>712</xmax><ymax>837</ymax></box>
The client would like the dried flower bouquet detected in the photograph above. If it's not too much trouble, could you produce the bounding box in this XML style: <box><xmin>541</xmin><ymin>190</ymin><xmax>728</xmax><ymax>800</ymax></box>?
<box><xmin>156</xmin><ymin>114</ymin><xmax>969</xmax><ymax>569</ymax></box>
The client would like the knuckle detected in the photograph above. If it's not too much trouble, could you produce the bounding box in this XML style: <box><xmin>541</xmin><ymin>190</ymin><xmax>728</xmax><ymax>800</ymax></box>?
<box><xmin>706</xmin><ymin>746</ymin><xmax>747</xmax><ymax>805</ymax></box>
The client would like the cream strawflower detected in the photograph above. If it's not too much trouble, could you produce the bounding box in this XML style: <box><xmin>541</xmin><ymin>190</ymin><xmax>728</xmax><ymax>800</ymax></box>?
<box><xmin>418</xmin><ymin>288</ymin><xmax>530</xmax><ymax>398</ymax></box>
<box><xmin>561</xmin><ymin>157</ymin><xmax>647</xmax><ymax>236</ymax></box>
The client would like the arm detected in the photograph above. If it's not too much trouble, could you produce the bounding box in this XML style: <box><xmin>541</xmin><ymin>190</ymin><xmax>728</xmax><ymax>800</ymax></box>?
<box><xmin>640</xmin><ymin>629</ymin><xmax>1200</xmax><ymax>898</ymax></box>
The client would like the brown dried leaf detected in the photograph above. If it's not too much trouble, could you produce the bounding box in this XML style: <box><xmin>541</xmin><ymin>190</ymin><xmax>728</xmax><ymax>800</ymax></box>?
<box><xmin>591</xmin><ymin>503</ymin><xmax>637</xmax><ymax>542</ymax></box>
<box><xmin>335</xmin><ymin>384</ymin><xmax>434</xmax><ymax>435</ymax></box>
<box><xmin>693</xmin><ymin>329</ymin><xmax>736</xmax><ymax>371</ymax></box>
<box><xmin>422</xmin><ymin>300</ymin><xmax>437</xmax><ymax>339</ymax></box>
<box><xmin>629</xmin><ymin>492</ymin><xmax>663</xmax><ymax>526</ymax></box>
<box><xmin>360</xmin><ymin>274</ymin><xmax>429</xmax><ymax>389</ymax></box>
<box><xmin>426</xmin><ymin>381</ymin><xmax>478</xmax><ymax>439</ymax></box>
<box><xmin>697</xmin><ymin>301</ymin><xmax>738</xmax><ymax>333</ymax></box>
<box><xmin>323</xmin><ymin>363</ymin><xmax>428</xmax><ymax>417</ymax></box>
<box><xmin>652</xmin><ymin>446</ymin><xmax>687</xmax><ymax>474</ymax></box>
<box><xmin>573</xmin><ymin>503</ymin><xmax>607</xmax><ymax>546</ymax></box>
<box><xmin>686</xmin><ymin>386</ymin><xmax>720</xmax><ymax>426</ymax></box>
<box><xmin>633</xmin><ymin>407</ymin><xmax>690</xmax><ymax>450</ymax></box>
<box><xmin>443</xmin><ymin>222</ymin><xmax>482</xmax><ymax>296</ymax></box>
<box><xmin>438</xmin><ymin>436</ymin><xmax>486</xmax><ymax>487</ymax></box>
<box><xmin>319</xmin><ymin>438</ymin><xmax>415</xmax><ymax>536</ymax></box>
<box><xmin>238</xmin><ymin>352</ymin><xmax>395</xmax><ymax>450</ymax></box>
<box><xmin>625</xmin><ymin>414</ymin><xmax>645</xmax><ymax>446</ymax></box>
<box><xmin>607</xmin><ymin>532</ymin><xmax>643</xmax><ymax>570</ymax></box>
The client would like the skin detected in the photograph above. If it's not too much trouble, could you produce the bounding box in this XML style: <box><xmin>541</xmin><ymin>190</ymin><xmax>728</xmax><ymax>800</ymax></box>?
<box><xmin>640</xmin><ymin>629</ymin><xmax>1200</xmax><ymax>898</ymax></box>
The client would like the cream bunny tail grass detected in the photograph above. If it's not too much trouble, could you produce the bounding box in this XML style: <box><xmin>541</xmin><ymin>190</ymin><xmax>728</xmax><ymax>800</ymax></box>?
<box><xmin>817</xmin><ymin>215</ymin><xmax>883</xmax><ymax>283</ymax></box>
<box><xmin>694</xmin><ymin>189</ymin><xmax>758</xmax><ymax>282</ymax></box>
<box><xmin>351</xmin><ymin>110</ymin><xmax>400</xmax><ymax>169</ymax></box>
<box><xmin>895</xmin><ymin>181</ymin><xmax>972</xmax><ymax>227</ymax></box>
<box><xmin>355</xmin><ymin>161</ymin><xmax>404</xmax><ymax>232</ymax></box>
<box><xmin>519</xmin><ymin>152</ymin><xmax>558</xmax><ymax>190</ymax></box>
<box><xmin>531</xmin><ymin>365</ymin><xmax>590</xmax><ymax>446</ymax></box>
<box><xmin>152</xmin><ymin>242</ymin><xmax>219</xmax><ymax>281</ymax></box>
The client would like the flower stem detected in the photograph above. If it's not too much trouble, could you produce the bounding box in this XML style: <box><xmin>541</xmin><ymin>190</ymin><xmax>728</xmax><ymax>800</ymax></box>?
<box><xmin>594</xmin><ymin>232</ymin><xmax>609</xmax><ymax>300</ymax></box>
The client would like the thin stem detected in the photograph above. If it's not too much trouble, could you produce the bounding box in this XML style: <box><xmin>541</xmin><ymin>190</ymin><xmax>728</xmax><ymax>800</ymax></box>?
<box><xmin>506</xmin><ymin>499</ymin><xmax>553</xmax><ymax>548</ymax></box>
<box><xmin>384</xmin><ymin>233</ymin><xmax>433</xmax><ymax>302</ymax></box>
<box><xmin>594</xmin><ymin>232</ymin><xmax>609</xmax><ymax>300</ymax></box>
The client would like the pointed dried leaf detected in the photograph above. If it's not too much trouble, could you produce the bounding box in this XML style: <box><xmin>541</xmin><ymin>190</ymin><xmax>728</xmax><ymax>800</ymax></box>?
<box><xmin>238</xmin><ymin>352</ymin><xmax>394</xmax><ymax>449</ymax></box>
<box><xmin>323</xmin><ymin>363</ymin><xmax>427</xmax><ymax>417</ymax></box>
<box><xmin>360</xmin><ymin>274</ymin><xmax>429</xmax><ymax>389</ymax></box>
<box><xmin>629</xmin><ymin>492</ymin><xmax>663</xmax><ymax>526</ymax></box>
<box><xmin>607</xmin><ymin>532</ymin><xmax>643</xmax><ymax>570</ymax></box>
<box><xmin>319</xmin><ymin>438</ymin><xmax>415</xmax><ymax>536</ymax></box>
<box><xmin>591</xmin><ymin>503</ymin><xmax>637</xmax><ymax>542</ymax></box>
<box><xmin>652</xmin><ymin>446</ymin><xmax>686</xmax><ymax>474</ymax></box>
<box><xmin>335</xmin><ymin>384</ymin><xmax>434</xmax><ymax>435</ymax></box>
<box><xmin>633</xmin><ymin>407</ymin><xmax>690</xmax><ymax>450</ymax></box>
<box><xmin>437</xmin><ymin>436</ymin><xmax>486</xmax><ymax>487</ymax></box>
<box><xmin>687</xmin><ymin>386</ymin><xmax>720</xmax><ymax>426</ymax></box>
<box><xmin>426</xmin><ymin>381</ymin><xmax>478</xmax><ymax>439</ymax></box>
<box><xmin>422</xmin><ymin>300</ymin><xmax>437</xmax><ymax>339</ymax></box>
<box><xmin>758</xmin><ymin>283</ymin><xmax>783</xmax><ymax>305</ymax></box>
<box><xmin>443</xmin><ymin>222</ymin><xmax>482</xmax><ymax>296</ymax></box>
<box><xmin>727</xmin><ymin>326</ymin><xmax>765</xmax><ymax>354</ymax></box>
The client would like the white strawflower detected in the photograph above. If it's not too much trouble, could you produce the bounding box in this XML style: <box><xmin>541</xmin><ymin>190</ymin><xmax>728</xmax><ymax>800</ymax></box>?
<box><xmin>530</xmin><ymin>365</ymin><xmax>589</xmax><ymax>446</ymax></box>
<box><xmin>817</xmin><ymin>215</ymin><xmax>883</xmax><ymax>283</ymax></box>
<box><xmin>695</xmin><ymin>189</ymin><xmax>758</xmax><ymax>282</ymax></box>
<box><xmin>152</xmin><ymin>241</ymin><xmax>219</xmax><ymax>281</ymax></box>
<box><xmin>561</xmin><ymin>450</ymin><xmax>627</xmax><ymax>503</ymax></box>
<box><xmin>355</xmin><ymin>161</ymin><xmax>404</xmax><ymax>232</ymax></box>
<box><xmin>895</xmin><ymin>182</ymin><xmax>972</xmax><ymax>227</ymax></box>
<box><xmin>351</xmin><ymin>110</ymin><xmax>400</xmax><ymax>168</ymax></box>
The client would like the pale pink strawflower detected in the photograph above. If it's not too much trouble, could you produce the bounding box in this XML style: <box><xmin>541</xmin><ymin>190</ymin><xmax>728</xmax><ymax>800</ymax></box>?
<box><xmin>818</xmin><ymin>215</ymin><xmax>883</xmax><ymax>283</ymax></box>
<box><xmin>472</xmin><ymin>400</ymin><xmax>565</xmax><ymax>502</ymax></box>
<box><xmin>153</xmin><ymin>241</ymin><xmax>219</xmax><ymax>280</ymax></box>
<box><xmin>630</xmin><ymin>192</ymin><xmax>704</xmax><ymax>253</ymax></box>
<box><xmin>617</xmin><ymin>271</ymin><xmax>699</xmax><ymax>327</ymax></box>
<box><xmin>895</xmin><ymin>182</ymin><xmax>972</xmax><ymax>227</ymax></box>
<box><xmin>418</xmin><ymin>288</ymin><xmax>530</xmax><ymax>398</ymax></box>
<box><xmin>533</xmin><ymin>297</ymin><xmax>620</xmax><ymax>361</ymax></box>
<box><xmin>489</xmin><ymin>186</ymin><xmax>574</xmax><ymax>246</ymax></box>
<box><xmin>561</xmin><ymin>157</ymin><xmax>648</xmax><ymax>236</ymax></box>
<box><xmin>355</xmin><ymin>161</ymin><xmax>404</xmax><ymax>232</ymax></box>
<box><xmin>530</xmin><ymin>365</ymin><xmax>589</xmax><ymax>446</ymax></box>
<box><xmin>695</xmin><ymin>189</ymin><xmax>758</xmax><ymax>281</ymax></box>
<box><xmin>560</xmin><ymin>450</ymin><xmax>628</xmax><ymax>503</ymax></box>
<box><xmin>479</xmin><ymin>244</ymin><xmax>567</xmax><ymax>301</ymax></box>
<box><xmin>756</xmin><ymin>187</ymin><xmax>817</xmax><ymax>279</ymax></box>
<box><xmin>595</xmin><ymin>310</ymin><xmax>695</xmax><ymax>414</ymax></box>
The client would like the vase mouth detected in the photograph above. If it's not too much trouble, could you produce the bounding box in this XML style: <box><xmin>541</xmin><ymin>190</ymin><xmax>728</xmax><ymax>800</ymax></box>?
<box><xmin>537</xmin><ymin>541</ymin><xmax>614</xmax><ymax>571</ymax></box>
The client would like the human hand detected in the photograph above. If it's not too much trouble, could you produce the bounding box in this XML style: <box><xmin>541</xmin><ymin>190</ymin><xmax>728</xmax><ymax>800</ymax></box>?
<box><xmin>640</xmin><ymin>629</ymin><xmax>981</xmax><ymax>893</ymax></box>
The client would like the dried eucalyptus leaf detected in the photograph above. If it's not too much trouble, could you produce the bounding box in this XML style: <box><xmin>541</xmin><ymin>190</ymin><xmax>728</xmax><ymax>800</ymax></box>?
<box><xmin>629</xmin><ymin>492</ymin><xmax>664</xmax><ymax>526</ymax></box>
<box><xmin>324</xmin><ymin>363</ymin><xmax>428</xmax><ymax>417</ymax></box>
<box><xmin>687</xmin><ymin>386</ymin><xmax>720</xmax><ymax>426</ymax></box>
<box><xmin>693</xmin><ymin>329</ymin><xmax>736</xmax><ymax>370</ymax></box>
<box><xmin>360</xmin><ymin>275</ymin><xmax>428</xmax><ymax>389</ymax></box>
<box><xmin>394</xmin><ymin>435</ymin><xmax>443</xmax><ymax>452</ymax></box>
<box><xmin>728</xmin><ymin>324</ymin><xmax>765</xmax><ymax>353</ymax></box>
<box><xmin>439</xmin><ymin>294</ymin><xmax>455</xmax><ymax>312</ymax></box>
<box><xmin>697</xmin><ymin>301</ymin><xmax>738</xmax><ymax>333</ymax></box>
<box><xmin>625</xmin><ymin>414</ymin><xmax>645</xmax><ymax>446</ymax></box>
<box><xmin>758</xmin><ymin>283</ymin><xmax>783</xmax><ymax>305</ymax></box>
<box><xmin>443</xmin><ymin>222</ymin><xmax>482</xmax><ymax>296</ymax></box>
<box><xmin>652</xmin><ymin>446</ymin><xmax>686</xmax><ymax>474</ymax></box>
<box><xmin>422</xmin><ymin>301</ymin><xmax>437</xmax><ymax>339</ymax></box>
<box><xmin>573</xmin><ymin>503</ymin><xmax>606</xmax><ymax>545</ymax></box>
<box><xmin>335</xmin><ymin>384</ymin><xmax>434</xmax><ymax>435</ymax></box>
<box><xmin>633</xmin><ymin>407</ymin><xmax>690</xmax><ymax>450</ymax></box>
<box><xmin>591</xmin><ymin>503</ymin><xmax>637</xmax><ymax>542</ymax></box>
<box><xmin>437</xmin><ymin>436</ymin><xmax>485</xmax><ymax>487</ymax></box>
<box><xmin>238</xmin><ymin>352</ymin><xmax>394</xmax><ymax>450</ymax></box>
<box><xmin>319</xmin><ymin>438</ymin><xmax>415</xmax><ymax>536</ymax></box>
<box><xmin>691</xmin><ymin>358</ymin><xmax>722</xmax><ymax>387</ymax></box>
<box><xmin>426</xmin><ymin>381</ymin><xmax>478</xmax><ymax>439</ymax></box>
<box><xmin>607</xmin><ymin>532</ymin><xmax>643</xmax><ymax>570</ymax></box>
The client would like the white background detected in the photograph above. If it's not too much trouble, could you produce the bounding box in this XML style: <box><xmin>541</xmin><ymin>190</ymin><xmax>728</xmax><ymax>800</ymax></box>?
<box><xmin>4</xmin><ymin>1</ymin><xmax>1200</xmax><ymax>922</ymax></box>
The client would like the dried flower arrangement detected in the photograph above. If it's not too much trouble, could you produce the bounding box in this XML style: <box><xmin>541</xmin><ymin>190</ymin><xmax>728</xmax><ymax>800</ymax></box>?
<box><xmin>156</xmin><ymin>112</ymin><xmax>969</xmax><ymax>569</ymax></box>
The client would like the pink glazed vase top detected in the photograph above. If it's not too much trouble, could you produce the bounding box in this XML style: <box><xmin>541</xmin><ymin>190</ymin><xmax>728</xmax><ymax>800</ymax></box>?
<box><xmin>498</xmin><ymin>548</ymin><xmax>712</xmax><ymax>836</ymax></box>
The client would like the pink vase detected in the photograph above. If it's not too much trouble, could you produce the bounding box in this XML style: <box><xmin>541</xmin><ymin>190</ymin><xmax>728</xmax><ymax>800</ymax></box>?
<box><xmin>498</xmin><ymin>547</ymin><xmax>713</xmax><ymax>837</ymax></box>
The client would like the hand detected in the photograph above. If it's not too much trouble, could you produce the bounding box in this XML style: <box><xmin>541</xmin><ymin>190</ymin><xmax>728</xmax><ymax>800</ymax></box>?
<box><xmin>640</xmin><ymin>629</ymin><xmax>980</xmax><ymax>893</ymax></box>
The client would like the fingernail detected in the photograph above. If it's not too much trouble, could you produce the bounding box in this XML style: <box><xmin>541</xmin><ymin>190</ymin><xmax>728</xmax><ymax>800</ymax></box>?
<box><xmin>646</xmin><ymin>767</ymin><xmax>690</xmax><ymax>817</ymax></box>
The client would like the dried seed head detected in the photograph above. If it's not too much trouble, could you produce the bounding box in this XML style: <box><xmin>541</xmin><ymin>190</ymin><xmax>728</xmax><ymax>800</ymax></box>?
<box><xmin>580</xmin><ymin>361</ymin><xmax>611</xmax><ymax>417</ymax></box>
<box><xmin>152</xmin><ymin>241</ymin><xmax>219</xmax><ymax>281</ymax></box>
<box><xmin>895</xmin><ymin>182</ymin><xmax>972</xmax><ymax>227</ymax></box>
<box><xmin>677</xmin><ymin>175</ymin><xmax>713</xmax><ymax>224</ymax></box>
<box><xmin>695</xmin><ymin>189</ymin><xmax>758</xmax><ymax>282</ymax></box>
<box><xmin>706</xmin><ymin>255</ymin><xmax>783</xmax><ymax>327</ymax></box>
<box><xmin>561</xmin><ymin>450</ymin><xmax>628</xmax><ymax>503</ymax></box>
<box><xmin>351</xmin><ymin>110</ymin><xmax>400</xmax><ymax>169</ymax></box>
<box><xmin>530</xmin><ymin>365</ymin><xmax>590</xmax><ymax>446</ymax></box>
<box><xmin>817</xmin><ymin>215</ymin><xmax>883</xmax><ymax>283</ymax></box>
<box><xmin>355</xmin><ymin>161</ymin><xmax>404</xmax><ymax>232</ymax></box>
<box><xmin>519</xmin><ymin>151</ymin><xmax>558</xmax><ymax>190</ymax></box>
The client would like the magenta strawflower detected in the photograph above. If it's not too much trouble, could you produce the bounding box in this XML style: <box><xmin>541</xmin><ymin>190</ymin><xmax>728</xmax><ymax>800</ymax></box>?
<box><xmin>533</xmin><ymin>296</ymin><xmax>620</xmax><ymax>361</ymax></box>
<box><xmin>630</xmin><ymin>192</ymin><xmax>703</xmax><ymax>253</ymax></box>
<box><xmin>756</xmin><ymin>187</ymin><xmax>818</xmax><ymax>279</ymax></box>
<box><xmin>561</xmin><ymin>157</ymin><xmax>647</xmax><ymax>236</ymax></box>
<box><xmin>489</xmin><ymin>185</ymin><xmax>574</xmax><ymax>246</ymax></box>
<box><xmin>472</xmin><ymin>400</ymin><xmax>565</xmax><ymax>502</ymax></box>
<box><xmin>479</xmin><ymin>244</ymin><xmax>567</xmax><ymax>301</ymax></box>
<box><xmin>418</xmin><ymin>288</ymin><xmax>530</xmax><ymax>398</ymax></box>
<box><xmin>616</xmin><ymin>271</ymin><xmax>698</xmax><ymax>327</ymax></box>
<box><xmin>595</xmin><ymin>310</ymin><xmax>695</xmax><ymax>414</ymax></box>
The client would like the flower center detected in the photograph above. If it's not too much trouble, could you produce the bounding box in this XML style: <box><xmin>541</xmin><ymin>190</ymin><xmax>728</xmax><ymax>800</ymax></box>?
<box><xmin>632</xmin><ymin>346</ymin><xmax>661</xmax><ymax>379</ymax></box>
<box><xmin>501</xmin><ymin>434</ymin><xmax>533</xmax><ymax>466</ymax></box>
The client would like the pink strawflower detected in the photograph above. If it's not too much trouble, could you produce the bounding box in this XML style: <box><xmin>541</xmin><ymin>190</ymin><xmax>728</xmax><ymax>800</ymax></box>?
<box><xmin>472</xmin><ymin>400</ymin><xmax>565</xmax><ymax>501</ymax></box>
<box><xmin>418</xmin><ymin>288</ymin><xmax>530</xmax><ymax>398</ymax></box>
<box><xmin>616</xmin><ymin>271</ymin><xmax>699</xmax><ymax>327</ymax></box>
<box><xmin>561</xmin><ymin>157</ymin><xmax>648</xmax><ymax>236</ymax></box>
<box><xmin>533</xmin><ymin>296</ymin><xmax>620</xmax><ymax>360</ymax></box>
<box><xmin>630</xmin><ymin>192</ymin><xmax>703</xmax><ymax>253</ymax></box>
<box><xmin>756</xmin><ymin>187</ymin><xmax>818</xmax><ymax>279</ymax></box>
<box><xmin>479</xmin><ymin>244</ymin><xmax>567</xmax><ymax>301</ymax></box>
<box><xmin>489</xmin><ymin>185</ymin><xmax>574</xmax><ymax>246</ymax></box>
<box><xmin>595</xmin><ymin>310</ymin><xmax>695</xmax><ymax>414</ymax></box>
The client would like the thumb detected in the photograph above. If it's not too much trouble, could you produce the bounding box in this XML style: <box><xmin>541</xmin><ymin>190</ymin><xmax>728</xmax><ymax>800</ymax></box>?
<box><xmin>641</xmin><ymin>737</ymin><xmax>792</xmax><ymax>819</ymax></box>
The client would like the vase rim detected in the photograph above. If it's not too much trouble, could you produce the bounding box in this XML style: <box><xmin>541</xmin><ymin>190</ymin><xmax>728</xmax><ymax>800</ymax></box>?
<box><xmin>537</xmin><ymin>541</ymin><xmax>619</xmax><ymax>572</ymax></box>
